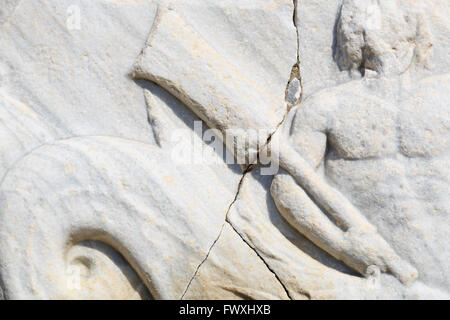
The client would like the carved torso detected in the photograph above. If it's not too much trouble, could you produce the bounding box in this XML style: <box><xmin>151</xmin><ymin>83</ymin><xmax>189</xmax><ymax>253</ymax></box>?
<box><xmin>287</xmin><ymin>74</ymin><xmax>450</xmax><ymax>290</ymax></box>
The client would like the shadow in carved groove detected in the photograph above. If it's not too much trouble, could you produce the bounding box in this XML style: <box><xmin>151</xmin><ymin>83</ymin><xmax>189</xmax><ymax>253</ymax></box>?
<box><xmin>68</xmin><ymin>240</ymin><xmax>153</xmax><ymax>300</ymax></box>
<box><xmin>135</xmin><ymin>79</ymin><xmax>242</xmax><ymax>175</ymax></box>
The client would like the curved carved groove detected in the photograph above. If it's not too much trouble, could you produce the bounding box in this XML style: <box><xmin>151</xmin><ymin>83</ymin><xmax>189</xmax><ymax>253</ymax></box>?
<box><xmin>0</xmin><ymin>136</ymin><xmax>235</xmax><ymax>299</ymax></box>
<box><xmin>65</xmin><ymin>240</ymin><xmax>152</xmax><ymax>300</ymax></box>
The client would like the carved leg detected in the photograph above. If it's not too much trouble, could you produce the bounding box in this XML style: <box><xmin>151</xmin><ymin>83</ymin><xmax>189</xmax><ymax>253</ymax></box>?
<box><xmin>271</xmin><ymin>172</ymin><xmax>418</xmax><ymax>285</ymax></box>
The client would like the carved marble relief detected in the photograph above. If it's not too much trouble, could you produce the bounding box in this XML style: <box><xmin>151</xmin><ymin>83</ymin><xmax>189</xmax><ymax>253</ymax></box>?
<box><xmin>0</xmin><ymin>0</ymin><xmax>448</xmax><ymax>300</ymax></box>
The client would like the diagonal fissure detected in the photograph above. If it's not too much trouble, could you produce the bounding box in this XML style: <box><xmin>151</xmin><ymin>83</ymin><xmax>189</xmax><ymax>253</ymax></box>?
<box><xmin>180</xmin><ymin>165</ymin><xmax>251</xmax><ymax>299</ymax></box>
<box><xmin>225</xmin><ymin>219</ymin><xmax>294</xmax><ymax>300</ymax></box>
<box><xmin>180</xmin><ymin>0</ymin><xmax>302</xmax><ymax>300</ymax></box>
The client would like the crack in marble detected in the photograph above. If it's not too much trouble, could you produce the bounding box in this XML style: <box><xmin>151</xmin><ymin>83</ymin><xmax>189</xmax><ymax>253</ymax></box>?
<box><xmin>180</xmin><ymin>165</ymin><xmax>251</xmax><ymax>299</ymax></box>
<box><xmin>153</xmin><ymin>1</ymin><xmax>303</xmax><ymax>300</ymax></box>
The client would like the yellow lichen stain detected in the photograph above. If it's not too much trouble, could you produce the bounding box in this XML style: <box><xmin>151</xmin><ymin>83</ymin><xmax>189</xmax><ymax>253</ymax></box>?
<box><xmin>65</xmin><ymin>162</ymin><xmax>76</xmax><ymax>174</ymax></box>
<box><xmin>163</xmin><ymin>176</ymin><xmax>175</xmax><ymax>184</ymax></box>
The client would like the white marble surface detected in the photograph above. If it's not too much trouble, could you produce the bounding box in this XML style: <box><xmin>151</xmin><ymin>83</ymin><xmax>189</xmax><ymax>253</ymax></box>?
<box><xmin>0</xmin><ymin>0</ymin><xmax>448</xmax><ymax>299</ymax></box>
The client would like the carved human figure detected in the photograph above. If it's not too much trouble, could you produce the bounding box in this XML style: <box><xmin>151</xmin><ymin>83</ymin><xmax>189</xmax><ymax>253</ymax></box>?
<box><xmin>266</xmin><ymin>0</ymin><xmax>449</xmax><ymax>289</ymax></box>
<box><xmin>270</xmin><ymin>73</ymin><xmax>449</xmax><ymax>288</ymax></box>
